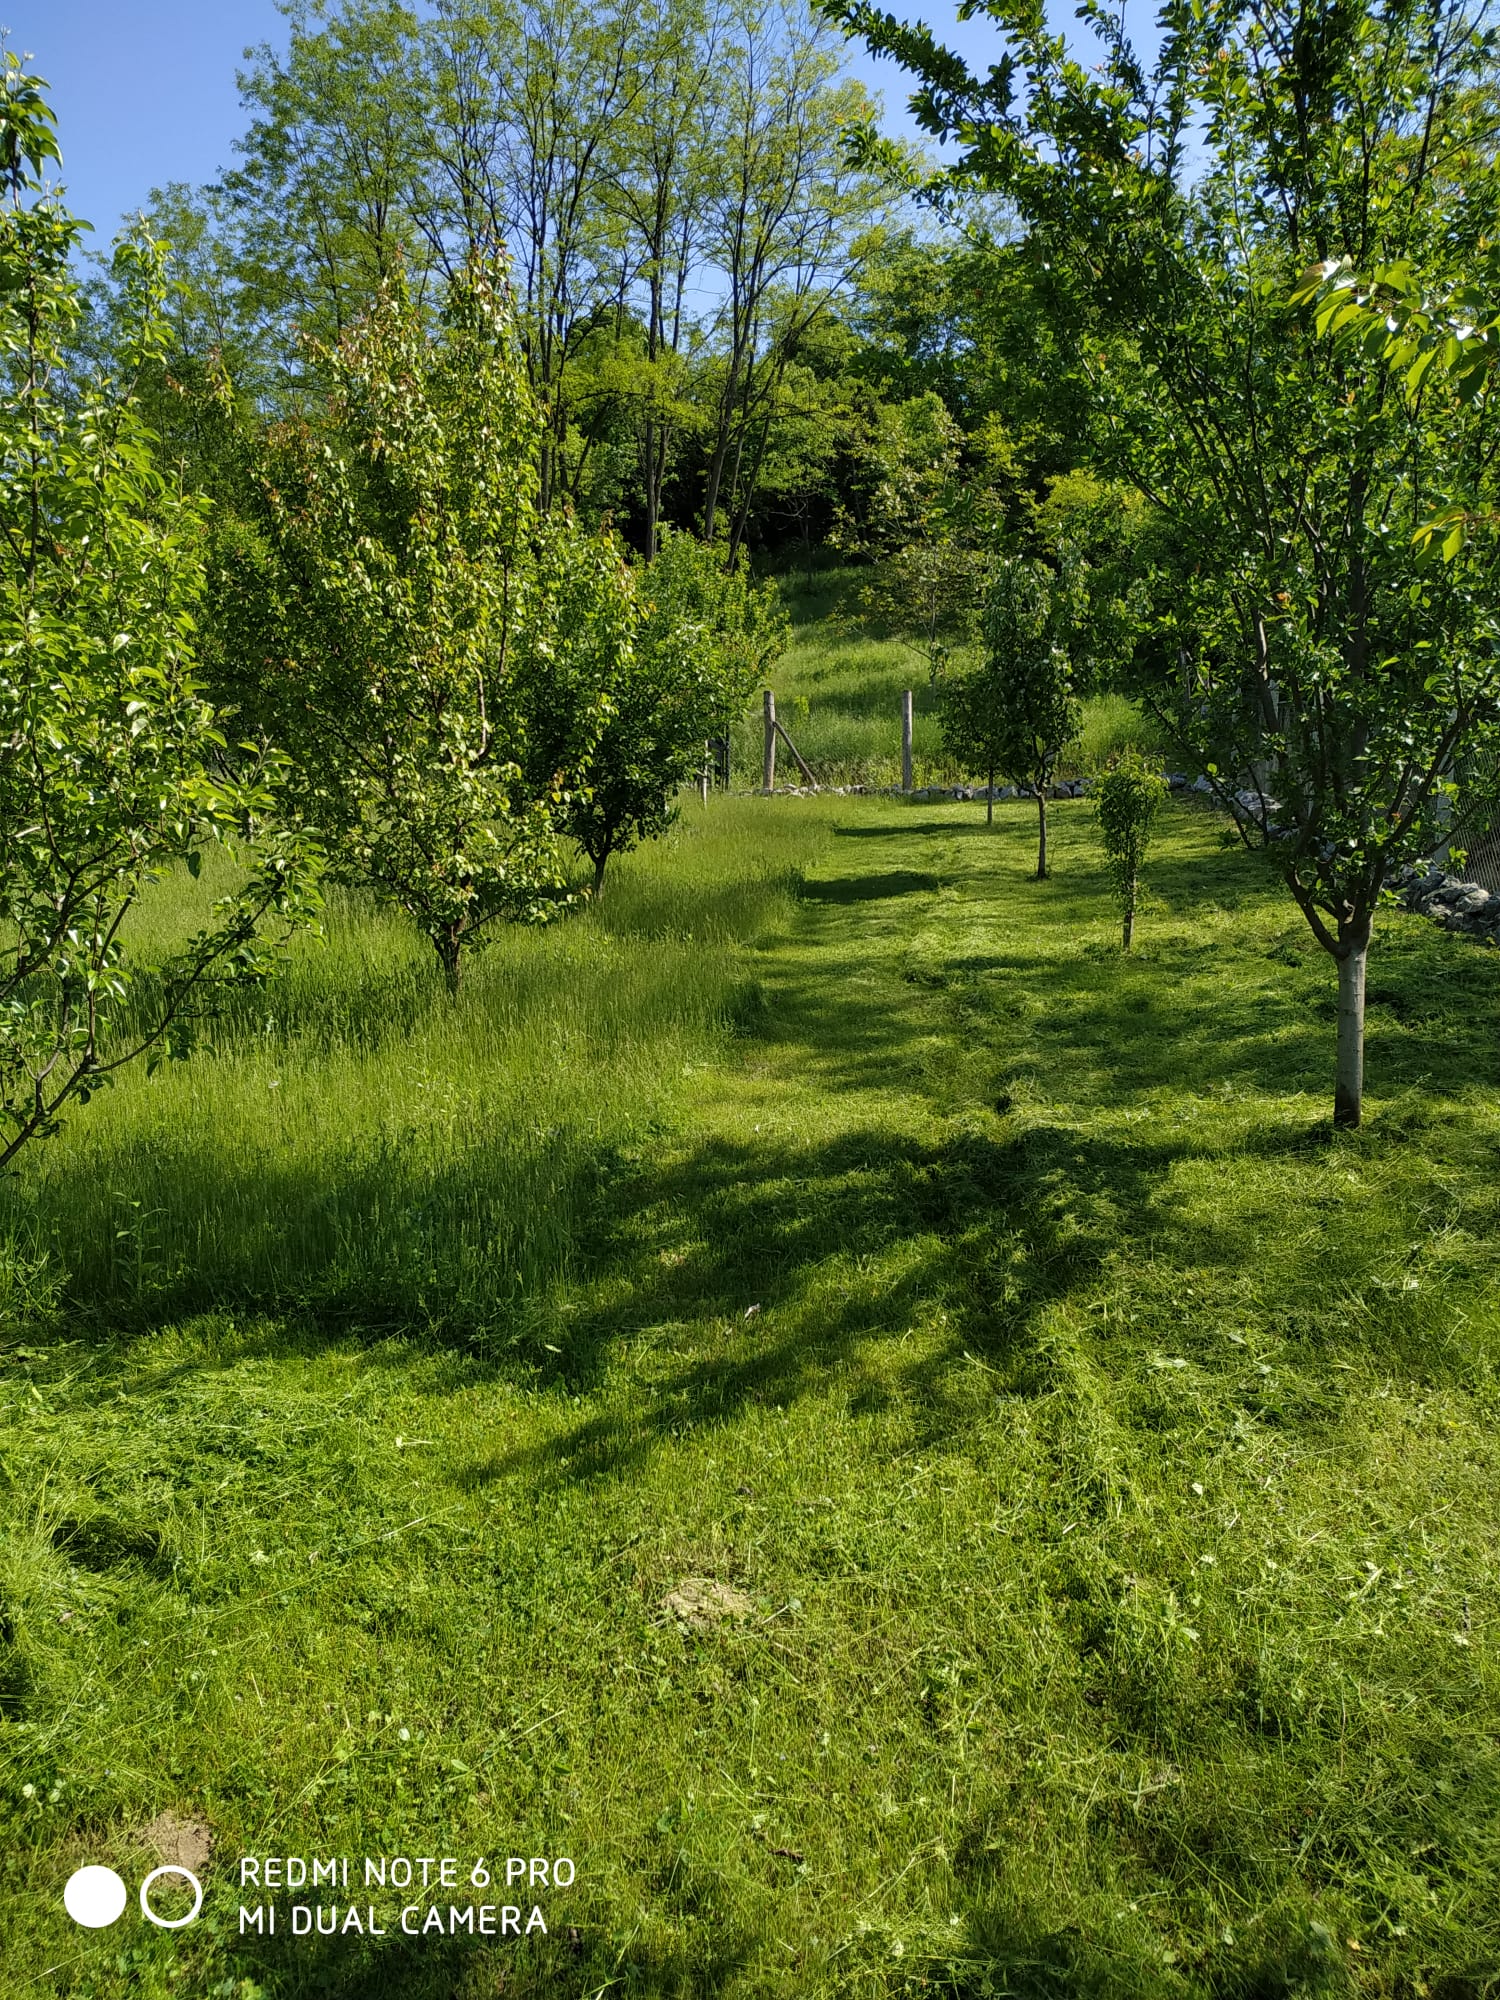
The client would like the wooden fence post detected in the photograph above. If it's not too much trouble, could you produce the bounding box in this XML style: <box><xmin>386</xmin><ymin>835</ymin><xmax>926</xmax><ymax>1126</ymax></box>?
<box><xmin>901</xmin><ymin>689</ymin><xmax>913</xmax><ymax>794</ymax></box>
<box><xmin>763</xmin><ymin>690</ymin><xmax>777</xmax><ymax>793</ymax></box>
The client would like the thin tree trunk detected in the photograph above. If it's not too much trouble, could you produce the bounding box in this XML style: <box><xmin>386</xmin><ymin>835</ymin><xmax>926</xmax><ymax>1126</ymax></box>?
<box><xmin>1123</xmin><ymin>888</ymin><xmax>1135</xmax><ymax>951</ymax></box>
<box><xmin>987</xmin><ymin>765</ymin><xmax>994</xmax><ymax>828</ymax></box>
<box><xmin>701</xmin><ymin>356</ymin><xmax>742</xmax><ymax>542</ymax></box>
<box><xmin>644</xmin><ymin>414</ymin><xmax>660</xmax><ymax>561</ymax></box>
<box><xmin>438</xmin><ymin>935</ymin><xmax>462</xmax><ymax>998</ymax></box>
<box><xmin>1334</xmin><ymin>929</ymin><xmax>1369</xmax><ymax>1128</ymax></box>
<box><xmin>1036</xmin><ymin>789</ymin><xmax>1048</xmax><ymax>880</ymax></box>
<box><xmin>593</xmin><ymin>850</ymin><xmax>609</xmax><ymax>897</ymax></box>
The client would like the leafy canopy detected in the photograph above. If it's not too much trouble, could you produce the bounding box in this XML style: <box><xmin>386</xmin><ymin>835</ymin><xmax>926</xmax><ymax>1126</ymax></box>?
<box><xmin>829</xmin><ymin>0</ymin><xmax>1500</xmax><ymax>1123</ymax></box>
<box><xmin>0</xmin><ymin>55</ymin><xmax>321</xmax><ymax>1169</ymax></box>
<box><xmin>208</xmin><ymin>259</ymin><xmax>632</xmax><ymax>990</ymax></box>
<box><xmin>568</xmin><ymin>529</ymin><xmax>785</xmax><ymax>889</ymax></box>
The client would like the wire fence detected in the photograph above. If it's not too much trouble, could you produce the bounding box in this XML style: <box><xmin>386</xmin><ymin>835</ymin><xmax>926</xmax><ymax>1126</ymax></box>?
<box><xmin>1449</xmin><ymin>759</ymin><xmax>1500</xmax><ymax>892</ymax></box>
<box><xmin>1451</xmin><ymin>816</ymin><xmax>1500</xmax><ymax>893</ymax></box>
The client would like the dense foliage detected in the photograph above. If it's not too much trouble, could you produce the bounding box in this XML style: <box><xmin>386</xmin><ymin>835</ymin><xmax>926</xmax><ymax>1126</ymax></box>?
<box><xmin>1093</xmin><ymin>755</ymin><xmax>1168</xmax><ymax>951</ymax></box>
<box><xmin>829</xmin><ymin>0</ymin><xmax>1500</xmax><ymax>1125</ymax></box>
<box><xmin>51</xmin><ymin>0</ymin><xmax>1500</xmax><ymax>1126</ymax></box>
<box><xmin>0</xmin><ymin>58</ymin><xmax>320</xmax><ymax>1171</ymax></box>
<box><xmin>569</xmin><ymin>529</ymin><xmax>787</xmax><ymax>891</ymax></box>
<box><xmin>208</xmin><ymin>262</ymin><xmax>633</xmax><ymax>991</ymax></box>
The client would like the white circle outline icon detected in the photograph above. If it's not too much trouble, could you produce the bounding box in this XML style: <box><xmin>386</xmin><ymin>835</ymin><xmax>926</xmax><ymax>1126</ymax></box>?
<box><xmin>139</xmin><ymin>1864</ymin><xmax>204</xmax><ymax>1928</ymax></box>
<box><xmin>64</xmin><ymin>1865</ymin><xmax>128</xmax><ymax>1928</ymax></box>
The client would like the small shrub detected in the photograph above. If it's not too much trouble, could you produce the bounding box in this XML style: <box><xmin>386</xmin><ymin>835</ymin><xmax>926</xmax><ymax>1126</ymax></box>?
<box><xmin>1093</xmin><ymin>755</ymin><xmax>1168</xmax><ymax>948</ymax></box>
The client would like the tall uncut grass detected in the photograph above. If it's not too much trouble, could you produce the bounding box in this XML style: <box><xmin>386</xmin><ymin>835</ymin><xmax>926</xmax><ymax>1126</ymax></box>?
<box><xmin>3</xmin><ymin>801</ymin><xmax>822</xmax><ymax>1345</ymax></box>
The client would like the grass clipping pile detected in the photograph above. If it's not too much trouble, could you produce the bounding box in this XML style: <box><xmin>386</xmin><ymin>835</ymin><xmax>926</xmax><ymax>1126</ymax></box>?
<box><xmin>660</xmin><ymin>1577</ymin><xmax>755</xmax><ymax>1632</ymax></box>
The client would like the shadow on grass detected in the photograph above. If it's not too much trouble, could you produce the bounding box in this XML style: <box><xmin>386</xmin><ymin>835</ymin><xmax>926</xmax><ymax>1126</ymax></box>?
<box><xmin>921</xmin><ymin>1904</ymin><xmax>1366</xmax><ymax>1999</ymax></box>
<box><xmin>224</xmin><ymin>1917</ymin><xmax>754</xmax><ymax>1999</ymax></box>
<box><xmin>834</xmin><ymin>815</ymin><xmax>1002</xmax><ymax>838</ymax></box>
<box><xmin>19</xmin><ymin>862</ymin><xmax>1499</xmax><ymax>1416</ymax></box>
<box><xmin>801</xmin><ymin>869</ymin><xmax>942</xmax><ymax>902</ymax></box>
<box><xmin>447</xmin><ymin>1079</ymin><xmax>1487</xmax><ymax>1499</ymax></box>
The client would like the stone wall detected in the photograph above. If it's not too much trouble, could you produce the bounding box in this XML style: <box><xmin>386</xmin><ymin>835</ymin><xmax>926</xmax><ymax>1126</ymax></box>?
<box><xmin>1392</xmin><ymin>861</ymin><xmax>1500</xmax><ymax>943</ymax></box>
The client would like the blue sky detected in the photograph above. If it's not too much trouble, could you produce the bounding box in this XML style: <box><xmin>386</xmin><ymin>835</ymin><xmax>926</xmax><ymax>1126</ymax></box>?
<box><xmin>4</xmin><ymin>1</ymin><xmax>1079</xmax><ymax>245</ymax></box>
<box><xmin>5</xmin><ymin>1</ymin><xmax>289</xmax><ymax>241</ymax></box>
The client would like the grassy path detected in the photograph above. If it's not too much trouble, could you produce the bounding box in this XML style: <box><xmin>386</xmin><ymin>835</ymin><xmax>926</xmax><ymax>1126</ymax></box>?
<box><xmin>2</xmin><ymin>795</ymin><xmax>1499</xmax><ymax>1998</ymax></box>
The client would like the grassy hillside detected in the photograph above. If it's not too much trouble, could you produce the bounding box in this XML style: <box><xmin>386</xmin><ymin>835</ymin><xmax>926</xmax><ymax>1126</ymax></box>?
<box><xmin>2</xmin><ymin>782</ymin><xmax>1498</xmax><ymax>1998</ymax></box>
<box><xmin>727</xmin><ymin>569</ymin><xmax>1161</xmax><ymax>791</ymax></box>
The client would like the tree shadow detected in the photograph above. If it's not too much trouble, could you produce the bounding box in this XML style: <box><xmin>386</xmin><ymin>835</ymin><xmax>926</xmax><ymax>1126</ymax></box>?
<box><xmin>449</xmin><ymin>1102</ymin><xmax>1371</xmax><ymax>1497</ymax></box>
<box><xmin>919</xmin><ymin>1903</ymin><xmax>1364</xmax><ymax>1998</ymax></box>
<box><xmin>801</xmin><ymin>869</ymin><xmax>943</xmax><ymax>902</ymax></box>
<box><xmin>222</xmin><ymin>1912</ymin><xmax>753</xmax><ymax>1998</ymax></box>
<box><xmin>835</xmin><ymin>816</ymin><xmax>1000</xmax><ymax>838</ymax></box>
<box><xmin>11</xmin><ymin>791</ymin><xmax>1498</xmax><ymax>1414</ymax></box>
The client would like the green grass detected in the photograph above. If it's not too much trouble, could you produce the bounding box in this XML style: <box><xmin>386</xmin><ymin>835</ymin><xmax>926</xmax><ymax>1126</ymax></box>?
<box><xmin>2</xmin><ymin>783</ymin><xmax>1500</xmax><ymax>1999</ymax></box>
<box><xmin>729</xmin><ymin>568</ymin><xmax>1162</xmax><ymax>790</ymax></box>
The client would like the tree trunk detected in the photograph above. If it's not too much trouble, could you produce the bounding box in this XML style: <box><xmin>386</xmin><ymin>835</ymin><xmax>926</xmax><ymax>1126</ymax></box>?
<box><xmin>987</xmin><ymin>765</ymin><xmax>994</xmax><ymax>828</ymax></box>
<box><xmin>1122</xmin><ymin>887</ymin><xmax>1135</xmax><ymax>951</ymax></box>
<box><xmin>644</xmin><ymin>415</ymin><xmax>660</xmax><ymax>561</ymax></box>
<box><xmin>1334</xmin><ymin>930</ymin><xmax>1369</xmax><ymax>1129</ymax></box>
<box><xmin>438</xmin><ymin>935</ymin><xmax>462</xmax><ymax>998</ymax></box>
<box><xmin>701</xmin><ymin>355</ymin><xmax>742</xmax><ymax>543</ymax></box>
<box><xmin>1036</xmin><ymin>789</ymin><xmax>1048</xmax><ymax>880</ymax></box>
<box><xmin>593</xmin><ymin>850</ymin><xmax>609</xmax><ymax>897</ymax></box>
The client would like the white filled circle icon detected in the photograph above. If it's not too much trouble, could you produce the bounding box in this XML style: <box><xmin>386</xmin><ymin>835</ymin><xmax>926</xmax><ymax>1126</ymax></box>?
<box><xmin>64</xmin><ymin>1866</ymin><xmax>128</xmax><ymax>1928</ymax></box>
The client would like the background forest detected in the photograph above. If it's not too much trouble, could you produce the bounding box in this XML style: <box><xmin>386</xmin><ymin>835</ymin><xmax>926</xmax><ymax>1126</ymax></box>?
<box><xmin>96</xmin><ymin>0</ymin><xmax>1063</xmax><ymax>572</ymax></box>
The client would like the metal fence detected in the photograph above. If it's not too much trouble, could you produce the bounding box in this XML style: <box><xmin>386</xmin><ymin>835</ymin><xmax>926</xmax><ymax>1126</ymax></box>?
<box><xmin>1449</xmin><ymin>760</ymin><xmax>1500</xmax><ymax>892</ymax></box>
<box><xmin>1452</xmin><ymin>818</ymin><xmax>1500</xmax><ymax>893</ymax></box>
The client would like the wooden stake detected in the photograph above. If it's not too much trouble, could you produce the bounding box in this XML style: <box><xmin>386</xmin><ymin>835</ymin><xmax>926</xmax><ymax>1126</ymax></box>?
<box><xmin>774</xmin><ymin>718</ymin><xmax>818</xmax><ymax>788</ymax></box>
<box><xmin>901</xmin><ymin>689</ymin><xmax>913</xmax><ymax>793</ymax></box>
<box><xmin>763</xmin><ymin>690</ymin><xmax>777</xmax><ymax>793</ymax></box>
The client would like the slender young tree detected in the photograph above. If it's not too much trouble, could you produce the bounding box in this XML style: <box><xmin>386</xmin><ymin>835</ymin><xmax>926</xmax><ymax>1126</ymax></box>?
<box><xmin>1093</xmin><ymin>757</ymin><xmax>1167</xmax><ymax>951</ymax></box>
<box><xmin>940</xmin><ymin>556</ymin><xmax>1082</xmax><ymax>872</ymax></box>
<box><xmin>209</xmin><ymin>260</ymin><xmax>631</xmax><ymax>992</ymax></box>
<box><xmin>936</xmin><ymin>664</ymin><xmax>1005</xmax><ymax>825</ymax></box>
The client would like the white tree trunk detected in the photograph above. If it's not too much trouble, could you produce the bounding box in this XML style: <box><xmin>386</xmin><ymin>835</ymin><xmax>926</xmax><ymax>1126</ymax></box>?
<box><xmin>1334</xmin><ymin>938</ymin><xmax>1367</xmax><ymax>1129</ymax></box>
